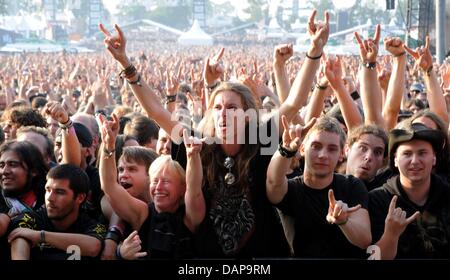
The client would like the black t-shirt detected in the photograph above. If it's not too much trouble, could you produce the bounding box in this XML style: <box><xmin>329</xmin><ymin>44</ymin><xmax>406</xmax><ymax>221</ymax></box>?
<box><xmin>369</xmin><ymin>174</ymin><xmax>450</xmax><ymax>259</ymax></box>
<box><xmin>138</xmin><ymin>203</ymin><xmax>194</xmax><ymax>259</ymax></box>
<box><xmin>84</xmin><ymin>165</ymin><xmax>104</xmax><ymax>219</ymax></box>
<box><xmin>0</xmin><ymin>195</ymin><xmax>9</xmax><ymax>260</ymax></box>
<box><xmin>0</xmin><ymin>194</ymin><xmax>7</xmax><ymax>214</ymax></box>
<box><xmin>171</xmin><ymin>119</ymin><xmax>290</xmax><ymax>258</ymax></box>
<box><xmin>275</xmin><ymin>173</ymin><xmax>368</xmax><ymax>258</ymax></box>
<box><xmin>9</xmin><ymin>206</ymin><xmax>106</xmax><ymax>260</ymax></box>
<box><xmin>0</xmin><ymin>191</ymin><xmax>43</xmax><ymax>260</ymax></box>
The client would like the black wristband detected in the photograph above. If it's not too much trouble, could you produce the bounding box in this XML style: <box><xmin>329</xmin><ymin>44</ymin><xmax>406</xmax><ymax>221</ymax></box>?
<box><xmin>127</xmin><ymin>74</ymin><xmax>142</xmax><ymax>86</ymax></box>
<box><xmin>206</xmin><ymin>81</ymin><xmax>220</xmax><ymax>91</ymax></box>
<box><xmin>278</xmin><ymin>142</ymin><xmax>297</xmax><ymax>158</ymax></box>
<box><xmin>316</xmin><ymin>83</ymin><xmax>328</xmax><ymax>90</ymax></box>
<box><xmin>166</xmin><ymin>94</ymin><xmax>177</xmax><ymax>104</ymax></box>
<box><xmin>105</xmin><ymin>229</ymin><xmax>122</xmax><ymax>243</ymax></box>
<box><xmin>120</xmin><ymin>64</ymin><xmax>137</xmax><ymax>79</ymax></box>
<box><xmin>351</xmin><ymin>91</ymin><xmax>360</xmax><ymax>100</ymax></box>
<box><xmin>306</xmin><ymin>52</ymin><xmax>322</xmax><ymax>60</ymax></box>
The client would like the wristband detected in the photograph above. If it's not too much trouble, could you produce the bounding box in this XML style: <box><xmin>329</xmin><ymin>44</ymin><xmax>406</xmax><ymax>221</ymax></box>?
<box><xmin>351</xmin><ymin>91</ymin><xmax>360</xmax><ymax>100</ymax></box>
<box><xmin>105</xmin><ymin>229</ymin><xmax>122</xmax><ymax>243</ymax></box>
<box><xmin>306</xmin><ymin>52</ymin><xmax>322</xmax><ymax>60</ymax></box>
<box><xmin>206</xmin><ymin>81</ymin><xmax>220</xmax><ymax>91</ymax></box>
<box><xmin>127</xmin><ymin>74</ymin><xmax>142</xmax><ymax>87</ymax></box>
<box><xmin>39</xmin><ymin>230</ymin><xmax>46</xmax><ymax>251</ymax></box>
<box><xmin>165</xmin><ymin>94</ymin><xmax>177</xmax><ymax>104</ymax></box>
<box><xmin>116</xmin><ymin>244</ymin><xmax>123</xmax><ymax>260</ymax></box>
<box><xmin>103</xmin><ymin>147</ymin><xmax>116</xmax><ymax>159</ymax></box>
<box><xmin>59</xmin><ymin>118</ymin><xmax>73</xmax><ymax>130</ymax></box>
<box><xmin>278</xmin><ymin>142</ymin><xmax>297</xmax><ymax>158</ymax></box>
<box><xmin>316</xmin><ymin>83</ymin><xmax>328</xmax><ymax>90</ymax></box>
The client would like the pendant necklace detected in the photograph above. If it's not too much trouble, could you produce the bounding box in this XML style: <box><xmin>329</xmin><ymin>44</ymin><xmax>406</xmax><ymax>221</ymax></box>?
<box><xmin>224</xmin><ymin>156</ymin><xmax>236</xmax><ymax>185</ymax></box>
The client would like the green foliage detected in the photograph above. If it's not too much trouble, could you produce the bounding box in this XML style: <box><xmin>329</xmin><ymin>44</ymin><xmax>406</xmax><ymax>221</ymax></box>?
<box><xmin>308</xmin><ymin>0</ymin><xmax>335</xmax><ymax>19</ymax></box>
<box><xmin>148</xmin><ymin>6</ymin><xmax>191</xmax><ymax>29</ymax></box>
<box><xmin>350</xmin><ymin>0</ymin><xmax>391</xmax><ymax>26</ymax></box>
<box><xmin>243</xmin><ymin>0</ymin><xmax>266</xmax><ymax>22</ymax></box>
<box><xmin>118</xmin><ymin>4</ymin><xmax>148</xmax><ymax>21</ymax></box>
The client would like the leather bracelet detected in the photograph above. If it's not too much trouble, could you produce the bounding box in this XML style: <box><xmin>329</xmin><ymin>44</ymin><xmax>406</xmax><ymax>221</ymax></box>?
<box><xmin>306</xmin><ymin>52</ymin><xmax>322</xmax><ymax>60</ymax></box>
<box><xmin>105</xmin><ymin>229</ymin><xmax>122</xmax><ymax>243</ymax></box>
<box><xmin>120</xmin><ymin>64</ymin><xmax>137</xmax><ymax>79</ymax></box>
<box><xmin>59</xmin><ymin>118</ymin><xmax>73</xmax><ymax>130</ymax></box>
<box><xmin>278</xmin><ymin>142</ymin><xmax>297</xmax><ymax>158</ymax></box>
<box><xmin>127</xmin><ymin>74</ymin><xmax>142</xmax><ymax>87</ymax></box>
<box><xmin>206</xmin><ymin>81</ymin><xmax>220</xmax><ymax>91</ymax></box>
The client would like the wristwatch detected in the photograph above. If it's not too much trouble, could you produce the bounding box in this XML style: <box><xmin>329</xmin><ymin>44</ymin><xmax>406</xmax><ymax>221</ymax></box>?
<box><xmin>104</xmin><ymin>147</ymin><xmax>115</xmax><ymax>158</ymax></box>
<box><xmin>362</xmin><ymin>61</ymin><xmax>376</xmax><ymax>70</ymax></box>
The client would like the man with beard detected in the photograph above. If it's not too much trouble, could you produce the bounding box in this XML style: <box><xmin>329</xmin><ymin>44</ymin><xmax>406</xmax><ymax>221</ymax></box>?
<box><xmin>8</xmin><ymin>164</ymin><xmax>106</xmax><ymax>260</ymax></box>
<box><xmin>0</xmin><ymin>141</ymin><xmax>48</xmax><ymax>259</ymax></box>
<box><xmin>47</xmin><ymin>102</ymin><xmax>102</xmax><ymax>218</ymax></box>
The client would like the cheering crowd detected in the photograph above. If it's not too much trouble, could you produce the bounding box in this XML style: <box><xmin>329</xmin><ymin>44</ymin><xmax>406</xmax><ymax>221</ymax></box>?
<box><xmin>1</xmin><ymin>9</ymin><xmax>450</xmax><ymax>260</ymax></box>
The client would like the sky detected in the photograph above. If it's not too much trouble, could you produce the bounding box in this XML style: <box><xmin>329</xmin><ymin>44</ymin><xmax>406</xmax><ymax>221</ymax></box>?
<box><xmin>103</xmin><ymin>0</ymin><xmax>386</xmax><ymax>19</ymax></box>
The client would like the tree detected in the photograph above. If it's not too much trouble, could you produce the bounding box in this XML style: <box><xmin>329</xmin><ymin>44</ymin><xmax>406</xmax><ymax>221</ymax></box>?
<box><xmin>243</xmin><ymin>0</ymin><xmax>266</xmax><ymax>23</ymax></box>
<box><xmin>148</xmin><ymin>6</ymin><xmax>190</xmax><ymax>29</ymax></box>
<box><xmin>349</xmin><ymin>0</ymin><xmax>391</xmax><ymax>27</ymax></box>
<box><xmin>117</xmin><ymin>4</ymin><xmax>148</xmax><ymax>21</ymax></box>
<box><xmin>308</xmin><ymin>0</ymin><xmax>335</xmax><ymax>19</ymax></box>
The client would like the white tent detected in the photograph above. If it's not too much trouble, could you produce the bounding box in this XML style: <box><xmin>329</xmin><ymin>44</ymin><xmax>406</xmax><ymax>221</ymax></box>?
<box><xmin>178</xmin><ymin>20</ymin><xmax>213</xmax><ymax>46</ymax></box>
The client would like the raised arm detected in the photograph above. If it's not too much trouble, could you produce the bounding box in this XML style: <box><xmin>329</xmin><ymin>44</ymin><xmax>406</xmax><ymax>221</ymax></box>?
<box><xmin>98</xmin><ymin>113</ymin><xmax>148</xmax><ymax>230</ymax></box>
<box><xmin>326</xmin><ymin>190</ymin><xmax>371</xmax><ymax>249</ymax></box>
<box><xmin>355</xmin><ymin>25</ymin><xmax>386</xmax><ymax>129</ymax></box>
<box><xmin>273</xmin><ymin>44</ymin><xmax>293</xmax><ymax>102</ymax></box>
<box><xmin>183</xmin><ymin>130</ymin><xmax>206</xmax><ymax>233</ymax></box>
<box><xmin>203</xmin><ymin>47</ymin><xmax>225</xmax><ymax>107</ymax></box>
<box><xmin>45</xmin><ymin>101</ymin><xmax>81</xmax><ymax>166</ymax></box>
<box><xmin>382</xmin><ymin>37</ymin><xmax>407</xmax><ymax>130</ymax></box>
<box><xmin>325</xmin><ymin>56</ymin><xmax>363</xmax><ymax>131</ymax></box>
<box><xmin>267</xmin><ymin>116</ymin><xmax>314</xmax><ymax>204</ymax></box>
<box><xmin>374</xmin><ymin>196</ymin><xmax>420</xmax><ymax>259</ymax></box>
<box><xmin>304</xmin><ymin>59</ymin><xmax>330</xmax><ymax>123</ymax></box>
<box><xmin>99</xmin><ymin>24</ymin><xmax>182</xmax><ymax>143</ymax></box>
<box><xmin>278</xmin><ymin>10</ymin><xmax>329</xmax><ymax>130</ymax></box>
<box><xmin>405</xmin><ymin>36</ymin><xmax>449</xmax><ymax>129</ymax></box>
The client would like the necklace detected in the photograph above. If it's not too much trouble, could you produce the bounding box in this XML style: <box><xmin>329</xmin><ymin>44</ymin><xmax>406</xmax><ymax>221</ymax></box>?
<box><xmin>224</xmin><ymin>156</ymin><xmax>236</xmax><ymax>185</ymax></box>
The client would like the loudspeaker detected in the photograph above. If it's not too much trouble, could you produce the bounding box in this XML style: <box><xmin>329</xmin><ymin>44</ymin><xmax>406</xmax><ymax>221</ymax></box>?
<box><xmin>386</xmin><ymin>0</ymin><xmax>395</xmax><ymax>10</ymax></box>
